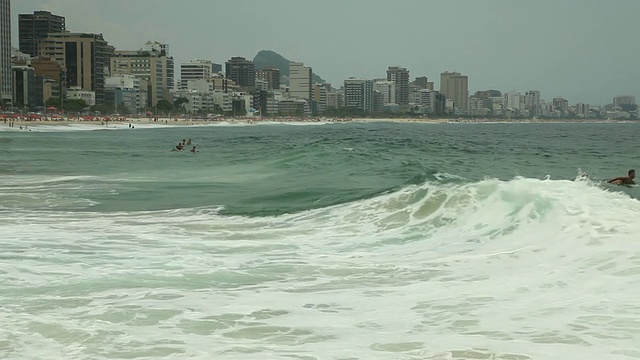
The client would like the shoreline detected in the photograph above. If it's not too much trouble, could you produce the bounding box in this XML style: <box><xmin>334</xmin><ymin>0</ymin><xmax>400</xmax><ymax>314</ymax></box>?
<box><xmin>1</xmin><ymin>116</ymin><xmax>638</xmax><ymax>130</ymax></box>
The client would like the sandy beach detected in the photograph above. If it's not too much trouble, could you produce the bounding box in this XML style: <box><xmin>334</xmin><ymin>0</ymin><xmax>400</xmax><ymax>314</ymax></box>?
<box><xmin>0</xmin><ymin>115</ymin><xmax>636</xmax><ymax>131</ymax></box>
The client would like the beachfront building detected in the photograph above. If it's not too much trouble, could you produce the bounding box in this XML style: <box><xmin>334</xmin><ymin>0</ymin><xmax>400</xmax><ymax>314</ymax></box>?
<box><xmin>111</xmin><ymin>44</ymin><xmax>174</xmax><ymax>108</ymax></box>
<box><xmin>575</xmin><ymin>103</ymin><xmax>590</xmax><ymax>118</ymax></box>
<box><xmin>256</xmin><ymin>67</ymin><xmax>280</xmax><ymax>90</ymax></box>
<box><xmin>613</xmin><ymin>95</ymin><xmax>636</xmax><ymax>107</ymax></box>
<box><xmin>415</xmin><ymin>89</ymin><xmax>438</xmax><ymax>114</ymax></box>
<box><xmin>38</xmin><ymin>32</ymin><xmax>114</xmax><ymax>105</ymax></box>
<box><xmin>326</xmin><ymin>91</ymin><xmax>344</xmax><ymax>110</ymax></box>
<box><xmin>11</xmin><ymin>65</ymin><xmax>40</xmax><ymax>109</ymax></box>
<box><xmin>373</xmin><ymin>80</ymin><xmax>396</xmax><ymax>106</ymax></box>
<box><xmin>0</xmin><ymin>0</ymin><xmax>11</xmax><ymax>105</ymax></box>
<box><xmin>225</xmin><ymin>57</ymin><xmax>255</xmax><ymax>89</ymax></box>
<box><xmin>344</xmin><ymin>77</ymin><xmax>374</xmax><ymax>113</ymax></box>
<box><xmin>387</xmin><ymin>66</ymin><xmax>409</xmax><ymax>106</ymax></box>
<box><xmin>18</xmin><ymin>11</ymin><xmax>66</xmax><ymax>58</ymax></box>
<box><xmin>104</xmin><ymin>74</ymin><xmax>148</xmax><ymax>114</ymax></box>
<box><xmin>313</xmin><ymin>83</ymin><xmax>327</xmax><ymax>114</ymax></box>
<box><xmin>552</xmin><ymin>97</ymin><xmax>569</xmax><ymax>114</ymax></box>
<box><xmin>440</xmin><ymin>71</ymin><xmax>469</xmax><ymax>112</ymax></box>
<box><xmin>289</xmin><ymin>62</ymin><xmax>312</xmax><ymax>101</ymax></box>
<box><xmin>66</xmin><ymin>86</ymin><xmax>95</xmax><ymax>106</ymax></box>
<box><xmin>179</xmin><ymin>59</ymin><xmax>214</xmax><ymax>90</ymax></box>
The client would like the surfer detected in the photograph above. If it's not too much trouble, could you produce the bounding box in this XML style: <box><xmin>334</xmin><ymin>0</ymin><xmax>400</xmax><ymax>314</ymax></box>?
<box><xmin>607</xmin><ymin>169</ymin><xmax>635</xmax><ymax>185</ymax></box>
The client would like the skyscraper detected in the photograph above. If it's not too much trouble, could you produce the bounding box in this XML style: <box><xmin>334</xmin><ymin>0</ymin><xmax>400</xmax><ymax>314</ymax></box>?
<box><xmin>19</xmin><ymin>11</ymin><xmax>66</xmax><ymax>58</ymax></box>
<box><xmin>39</xmin><ymin>32</ymin><xmax>115</xmax><ymax>104</ymax></box>
<box><xmin>344</xmin><ymin>77</ymin><xmax>373</xmax><ymax>112</ymax></box>
<box><xmin>386</xmin><ymin>66</ymin><xmax>409</xmax><ymax>105</ymax></box>
<box><xmin>225</xmin><ymin>57</ymin><xmax>255</xmax><ymax>88</ymax></box>
<box><xmin>0</xmin><ymin>0</ymin><xmax>11</xmax><ymax>104</ymax></box>
<box><xmin>289</xmin><ymin>62</ymin><xmax>312</xmax><ymax>100</ymax></box>
<box><xmin>440</xmin><ymin>71</ymin><xmax>469</xmax><ymax>111</ymax></box>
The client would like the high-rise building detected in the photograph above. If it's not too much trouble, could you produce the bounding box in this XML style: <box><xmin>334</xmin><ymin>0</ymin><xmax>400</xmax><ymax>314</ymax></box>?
<box><xmin>225</xmin><ymin>57</ymin><xmax>255</xmax><ymax>88</ymax></box>
<box><xmin>38</xmin><ymin>32</ymin><xmax>114</xmax><ymax>105</ymax></box>
<box><xmin>373</xmin><ymin>80</ymin><xmax>396</xmax><ymax>105</ymax></box>
<box><xmin>180</xmin><ymin>59</ymin><xmax>214</xmax><ymax>90</ymax></box>
<box><xmin>387</xmin><ymin>66</ymin><xmax>409</xmax><ymax>105</ymax></box>
<box><xmin>111</xmin><ymin>45</ymin><xmax>173</xmax><ymax>107</ymax></box>
<box><xmin>344</xmin><ymin>77</ymin><xmax>373</xmax><ymax>112</ymax></box>
<box><xmin>613</xmin><ymin>95</ymin><xmax>636</xmax><ymax>107</ymax></box>
<box><xmin>440</xmin><ymin>71</ymin><xmax>469</xmax><ymax>111</ymax></box>
<box><xmin>0</xmin><ymin>0</ymin><xmax>11</xmax><ymax>104</ymax></box>
<box><xmin>141</xmin><ymin>41</ymin><xmax>174</xmax><ymax>91</ymax></box>
<box><xmin>256</xmin><ymin>67</ymin><xmax>280</xmax><ymax>90</ymax></box>
<box><xmin>12</xmin><ymin>65</ymin><xmax>38</xmax><ymax>109</ymax></box>
<box><xmin>19</xmin><ymin>11</ymin><xmax>66</xmax><ymax>58</ymax></box>
<box><xmin>289</xmin><ymin>62</ymin><xmax>312</xmax><ymax>101</ymax></box>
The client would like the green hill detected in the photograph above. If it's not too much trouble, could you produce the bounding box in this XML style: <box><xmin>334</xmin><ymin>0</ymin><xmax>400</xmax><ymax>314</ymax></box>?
<box><xmin>253</xmin><ymin>50</ymin><xmax>326</xmax><ymax>84</ymax></box>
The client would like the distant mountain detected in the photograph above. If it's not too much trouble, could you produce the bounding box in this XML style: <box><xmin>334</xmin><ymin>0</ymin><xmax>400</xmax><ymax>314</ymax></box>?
<box><xmin>253</xmin><ymin>50</ymin><xmax>326</xmax><ymax>85</ymax></box>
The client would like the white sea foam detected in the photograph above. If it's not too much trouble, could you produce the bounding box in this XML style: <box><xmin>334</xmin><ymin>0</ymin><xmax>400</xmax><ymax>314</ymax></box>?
<box><xmin>1</xmin><ymin>178</ymin><xmax>639</xmax><ymax>359</ymax></box>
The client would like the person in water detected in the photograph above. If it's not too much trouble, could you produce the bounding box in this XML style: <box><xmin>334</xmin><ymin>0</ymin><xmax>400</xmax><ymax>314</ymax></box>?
<box><xmin>175</xmin><ymin>142</ymin><xmax>184</xmax><ymax>151</ymax></box>
<box><xmin>190</xmin><ymin>146</ymin><xmax>198</xmax><ymax>153</ymax></box>
<box><xmin>608</xmin><ymin>169</ymin><xmax>635</xmax><ymax>185</ymax></box>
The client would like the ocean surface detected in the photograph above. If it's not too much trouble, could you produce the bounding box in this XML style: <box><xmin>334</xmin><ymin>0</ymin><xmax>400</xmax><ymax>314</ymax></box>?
<box><xmin>1</xmin><ymin>121</ymin><xmax>639</xmax><ymax>359</ymax></box>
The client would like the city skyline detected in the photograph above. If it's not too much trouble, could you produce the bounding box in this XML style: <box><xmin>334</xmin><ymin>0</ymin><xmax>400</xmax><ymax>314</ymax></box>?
<box><xmin>10</xmin><ymin>0</ymin><xmax>639</xmax><ymax>106</ymax></box>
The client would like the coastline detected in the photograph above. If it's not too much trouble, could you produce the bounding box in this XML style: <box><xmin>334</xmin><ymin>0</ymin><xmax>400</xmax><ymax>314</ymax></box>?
<box><xmin>1</xmin><ymin>115</ymin><xmax>637</xmax><ymax>131</ymax></box>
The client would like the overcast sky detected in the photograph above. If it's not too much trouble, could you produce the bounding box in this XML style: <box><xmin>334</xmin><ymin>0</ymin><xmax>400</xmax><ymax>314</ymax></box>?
<box><xmin>11</xmin><ymin>0</ymin><xmax>639</xmax><ymax>105</ymax></box>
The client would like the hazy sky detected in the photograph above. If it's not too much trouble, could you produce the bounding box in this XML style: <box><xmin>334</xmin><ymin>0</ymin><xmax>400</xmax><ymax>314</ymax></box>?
<box><xmin>11</xmin><ymin>0</ymin><xmax>639</xmax><ymax>105</ymax></box>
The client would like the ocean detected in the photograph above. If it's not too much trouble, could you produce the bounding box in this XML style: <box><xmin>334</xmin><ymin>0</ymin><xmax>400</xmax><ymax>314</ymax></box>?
<box><xmin>1</xmin><ymin>121</ymin><xmax>639</xmax><ymax>359</ymax></box>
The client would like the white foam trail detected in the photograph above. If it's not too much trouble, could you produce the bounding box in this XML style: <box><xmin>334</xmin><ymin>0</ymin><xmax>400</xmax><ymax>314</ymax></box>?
<box><xmin>1</xmin><ymin>178</ymin><xmax>639</xmax><ymax>359</ymax></box>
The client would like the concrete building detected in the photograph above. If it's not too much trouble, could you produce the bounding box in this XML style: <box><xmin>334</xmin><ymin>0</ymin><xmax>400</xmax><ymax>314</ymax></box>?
<box><xmin>440</xmin><ymin>71</ymin><xmax>469</xmax><ymax>111</ymax></box>
<box><xmin>105</xmin><ymin>74</ymin><xmax>147</xmax><ymax>113</ymax></box>
<box><xmin>313</xmin><ymin>83</ymin><xmax>327</xmax><ymax>114</ymax></box>
<box><xmin>12</xmin><ymin>65</ymin><xmax>38</xmax><ymax>109</ymax></box>
<box><xmin>111</xmin><ymin>45</ymin><xmax>173</xmax><ymax>107</ymax></box>
<box><xmin>256</xmin><ymin>67</ymin><xmax>280</xmax><ymax>90</ymax></box>
<box><xmin>38</xmin><ymin>32</ymin><xmax>114</xmax><ymax>105</ymax></box>
<box><xmin>179</xmin><ymin>59</ymin><xmax>214</xmax><ymax>90</ymax></box>
<box><xmin>373</xmin><ymin>80</ymin><xmax>396</xmax><ymax>106</ymax></box>
<box><xmin>225</xmin><ymin>57</ymin><xmax>255</xmax><ymax>88</ymax></box>
<box><xmin>0</xmin><ymin>0</ymin><xmax>11</xmax><ymax>104</ymax></box>
<box><xmin>141</xmin><ymin>41</ymin><xmax>174</xmax><ymax>91</ymax></box>
<box><xmin>576</xmin><ymin>103</ymin><xmax>590</xmax><ymax>118</ymax></box>
<box><xmin>289</xmin><ymin>62</ymin><xmax>312</xmax><ymax>101</ymax></box>
<box><xmin>613</xmin><ymin>95</ymin><xmax>636</xmax><ymax>107</ymax></box>
<box><xmin>387</xmin><ymin>66</ymin><xmax>409</xmax><ymax>105</ymax></box>
<box><xmin>18</xmin><ymin>11</ymin><xmax>65</xmax><ymax>58</ymax></box>
<box><xmin>552</xmin><ymin>97</ymin><xmax>569</xmax><ymax>113</ymax></box>
<box><xmin>326</xmin><ymin>92</ymin><xmax>344</xmax><ymax>109</ymax></box>
<box><xmin>66</xmin><ymin>86</ymin><xmax>95</xmax><ymax>106</ymax></box>
<box><xmin>344</xmin><ymin>77</ymin><xmax>373</xmax><ymax>112</ymax></box>
<box><xmin>416</xmin><ymin>89</ymin><xmax>438</xmax><ymax>114</ymax></box>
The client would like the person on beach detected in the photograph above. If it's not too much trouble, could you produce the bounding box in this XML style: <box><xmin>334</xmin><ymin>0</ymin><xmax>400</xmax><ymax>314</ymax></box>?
<box><xmin>608</xmin><ymin>169</ymin><xmax>635</xmax><ymax>185</ymax></box>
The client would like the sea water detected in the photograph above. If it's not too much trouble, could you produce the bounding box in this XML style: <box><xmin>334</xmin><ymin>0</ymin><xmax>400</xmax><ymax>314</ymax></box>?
<box><xmin>1</xmin><ymin>122</ymin><xmax>639</xmax><ymax>359</ymax></box>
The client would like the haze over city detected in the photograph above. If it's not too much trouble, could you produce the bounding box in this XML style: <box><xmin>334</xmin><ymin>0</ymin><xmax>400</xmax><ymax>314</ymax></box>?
<box><xmin>11</xmin><ymin>0</ymin><xmax>639</xmax><ymax>106</ymax></box>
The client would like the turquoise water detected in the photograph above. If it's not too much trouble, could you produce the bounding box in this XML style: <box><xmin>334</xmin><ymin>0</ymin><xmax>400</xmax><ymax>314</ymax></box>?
<box><xmin>1</xmin><ymin>122</ymin><xmax>639</xmax><ymax>359</ymax></box>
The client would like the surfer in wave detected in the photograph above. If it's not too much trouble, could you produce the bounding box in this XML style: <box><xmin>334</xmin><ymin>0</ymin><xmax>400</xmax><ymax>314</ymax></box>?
<box><xmin>607</xmin><ymin>169</ymin><xmax>635</xmax><ymax>185</ymax></box>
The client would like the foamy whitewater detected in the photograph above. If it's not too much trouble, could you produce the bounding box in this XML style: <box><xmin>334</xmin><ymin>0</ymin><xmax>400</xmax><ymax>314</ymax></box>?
<box><xmin>1</xmin><ymin>122</ymin><xmax>639</xmax><ymax>359</ymax></box>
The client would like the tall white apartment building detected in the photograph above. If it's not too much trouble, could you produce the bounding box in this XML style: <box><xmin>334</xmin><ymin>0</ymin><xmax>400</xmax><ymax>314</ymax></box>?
<box><xmin>373</xmin><ymin>80</ymin><xmax>396</xmax><ymax>105</ymax></box>
<box><xmin>180</xmin><ymin>59</ymin><xmax>214</xmax><ymax>90</ymax></box>
<box><xmin>289</xmin><ymin>62</ymin><xmax>312</xmax><ymax>100</ymax></box>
